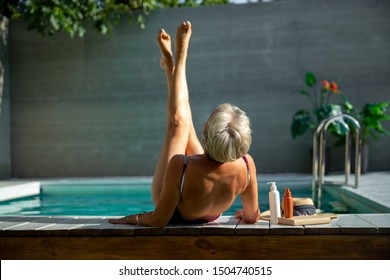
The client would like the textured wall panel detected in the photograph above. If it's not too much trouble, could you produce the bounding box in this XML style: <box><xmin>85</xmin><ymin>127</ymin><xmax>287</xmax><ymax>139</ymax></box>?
<box><xmin>9</xmin><ymin>1</ymin><xmax>390</xmax><ymax>177</ymax></box>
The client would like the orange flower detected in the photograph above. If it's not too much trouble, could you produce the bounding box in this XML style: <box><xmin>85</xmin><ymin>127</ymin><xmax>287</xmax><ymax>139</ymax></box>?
<box><xmin>330</xmin><ymin>82</ymin><xmax>341</xmax><ymax>93</ymax></box>
<box><xmin>322</xmin><ymin>80</ymin><xmax>330</xmax><ymax>90</ymax></box>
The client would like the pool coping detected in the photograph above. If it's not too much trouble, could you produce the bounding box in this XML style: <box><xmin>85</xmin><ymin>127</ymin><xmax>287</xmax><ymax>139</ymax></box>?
<box><xmin>1</xmin><ymin>214</ymin><xmax>389</xmax><ymax>237</ymax></box>
<box><xmin>1</xmin><ymin>214</ymin><xmax>389</xmax><ymax>260</ymax></box>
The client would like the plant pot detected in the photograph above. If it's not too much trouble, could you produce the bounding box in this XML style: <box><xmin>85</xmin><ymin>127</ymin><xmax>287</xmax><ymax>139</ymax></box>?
<box><xmin>310</xmin><ymin>146</ymin><xmax>332</xmax><ymax>174</ymax></box>
<box><xmin>351</xmin><ymin>145</ymin><xmax>369</xmax><ymax>174</ymax></box>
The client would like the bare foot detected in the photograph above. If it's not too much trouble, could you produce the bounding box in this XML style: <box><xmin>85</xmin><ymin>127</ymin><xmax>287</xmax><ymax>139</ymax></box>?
<box><xmin>157</xmin><ymin>29</ymin><xmax>174</xmax><ymax>73</ymax></box>
<box><xmin>175</xmin><ymin>21</ymin><xmax>192</xmax><ymax>63</ymax></box>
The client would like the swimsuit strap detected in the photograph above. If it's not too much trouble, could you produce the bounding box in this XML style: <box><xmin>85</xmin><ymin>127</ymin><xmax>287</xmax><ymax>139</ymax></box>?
<box><xmin>242</xmin><ymin>155</ymin><xmax>250</xmax><ymax>186</ymax></box>
<box><xmin>180</xmin><ymin>155</ymin><xmax>189</xmax><ymax>193</ymax></box>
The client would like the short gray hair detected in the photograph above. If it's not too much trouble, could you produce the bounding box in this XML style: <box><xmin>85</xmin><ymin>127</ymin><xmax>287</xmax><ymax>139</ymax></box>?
<box><xmin>203</xmin><ymin>103</ymin><xmax>252</xmax><ymax>162</ymax></box>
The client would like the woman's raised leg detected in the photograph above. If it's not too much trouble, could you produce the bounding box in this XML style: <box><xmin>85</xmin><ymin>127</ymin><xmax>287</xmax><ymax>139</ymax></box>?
<box><xmin>152</xmin><ymin>21</ymin><xmax>202</xmax><ymax>205</ymax></box>
<box><xmin>157</xmin><ymin>29</ymin><xmax>174</xmax><ymax>91</ymax></box>
<box><xmin>157</xmin><ymin>26</ymin><xmax>203</xmax><ymax>157</ymax></box>
<box><xmin>173</xmin><ymin>24</ymin><xmax>203</xmax><ymax>156</ymax></box>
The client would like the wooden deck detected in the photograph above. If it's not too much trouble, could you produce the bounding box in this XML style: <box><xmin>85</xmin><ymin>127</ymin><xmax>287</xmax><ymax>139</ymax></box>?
<box><xmin>0</xmin><ymin>214</ymin><xmax>389</xmax><ymax>260</ymax></box>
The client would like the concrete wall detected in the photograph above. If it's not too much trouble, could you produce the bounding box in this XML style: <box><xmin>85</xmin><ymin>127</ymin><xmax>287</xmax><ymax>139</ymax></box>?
<box><xmin>8</xmin><ymin>0</ymin><xmax>390</xmax><ymax>177</ymax></box>
<box><xmin>0</xmin><ymin>17</ymin><xmax>11</xmax><ymax>178</ymax></box>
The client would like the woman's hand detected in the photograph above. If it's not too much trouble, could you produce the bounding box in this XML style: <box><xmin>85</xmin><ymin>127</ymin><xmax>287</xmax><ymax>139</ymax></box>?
<box><xmin>108</xmin><ymin>214</ymin><xmax>138</xmax><ymax>225</ymax></box>
<box><xmin>235</xmin><ymin>209</ymin><xmax>244</xmax><ymax>219</ymax></box>
<box><xmin>235</xmin><ymin>208</ymin><xmax>261</xmax><ymax>223</ymax></box>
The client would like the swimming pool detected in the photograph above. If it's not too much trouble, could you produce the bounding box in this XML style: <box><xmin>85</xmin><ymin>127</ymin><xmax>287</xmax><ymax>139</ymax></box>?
<box><xmin>0</xmin><ymin>178</ymin><xmax>345</xmax><ymax>216</ymax></box>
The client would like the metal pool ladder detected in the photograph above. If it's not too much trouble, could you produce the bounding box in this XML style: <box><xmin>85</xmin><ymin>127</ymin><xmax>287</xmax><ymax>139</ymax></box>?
<box><xmin>312</xmin><ymin>114</ymin><xmax>362</xmax><ymax>209</ymax></box>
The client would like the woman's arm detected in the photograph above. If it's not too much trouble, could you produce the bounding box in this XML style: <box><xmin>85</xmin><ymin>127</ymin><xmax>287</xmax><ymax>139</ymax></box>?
<box><xmin>237</xmin><ymin>154</ymin><xmax>260</xmax><ymax>223</ymax></box>
<box><xmin>109</xmin><ymin>155</ymin><xmax>183</xmax><ymax>227</ymax></box>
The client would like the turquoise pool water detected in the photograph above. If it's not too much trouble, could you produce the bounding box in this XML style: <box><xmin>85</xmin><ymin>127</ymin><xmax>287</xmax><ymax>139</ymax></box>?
<box><xmin>0</xmin><ymin>180</ymin><xmax>344</xmax><ymax>216</ymax></box>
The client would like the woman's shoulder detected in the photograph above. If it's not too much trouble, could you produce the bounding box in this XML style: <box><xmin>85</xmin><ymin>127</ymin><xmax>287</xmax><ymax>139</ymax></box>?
<box><xmin>242</xmin><ymin>154</ymin><xmax>257</xmax><ymax>172</ymax></box>
<box><xmin>243</xmin><ymin>154</ymin><xmax>255</xmax><ymax>163</ymax></box>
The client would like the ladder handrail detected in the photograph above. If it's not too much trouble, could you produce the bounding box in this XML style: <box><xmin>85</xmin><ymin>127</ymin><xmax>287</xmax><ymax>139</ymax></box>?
<box><xmin>312</xmin><ymin>114</ymin><xmax>361</xmax><ymax>209</ymax></box>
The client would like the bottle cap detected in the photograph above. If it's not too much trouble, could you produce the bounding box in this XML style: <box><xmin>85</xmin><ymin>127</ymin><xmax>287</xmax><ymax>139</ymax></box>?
<box><xmin>284</xmin><ymin>187</ymin><xmax>292</xmax><ymax>197</ymax></box>
<box><xmin>267</xmin><ymin>182</ymin><xmax>277</xmax><ymax>191</ymax></box>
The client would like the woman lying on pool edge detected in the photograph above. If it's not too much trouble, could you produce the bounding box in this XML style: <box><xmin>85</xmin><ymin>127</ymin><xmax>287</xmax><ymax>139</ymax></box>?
<box><xmin>108</xmin><ymin>21</ymin><xmax>260</xmax><ymax>227</ymax></box>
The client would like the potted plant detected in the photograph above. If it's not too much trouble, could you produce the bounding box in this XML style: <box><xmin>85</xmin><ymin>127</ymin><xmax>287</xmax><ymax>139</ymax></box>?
<box><xmin>291</xmin><ymin>72</ymin><xmax>347</xmax><ymax>140</ymax></box>
<box><xmin>291</xmin><ymin>72</ymin><xmax>348</xmax><ymax>173</ymax></box>
<box><xmin>291</xmin><ymin>72</ymin><xmax>390</xmax><ymax>173</ymax></box>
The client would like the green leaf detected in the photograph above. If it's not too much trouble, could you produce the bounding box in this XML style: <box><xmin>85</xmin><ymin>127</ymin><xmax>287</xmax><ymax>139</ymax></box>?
<box><xmin>315</xmin><ymin>104</ymin><xmax>348</xmax><ymax>137</ymax></box>
<box><xmin>78</xmin><ymin>27</ymin><xmax>86</xmax><ymax>37</ymax></box>
<box><xmin>291</xmin><ymin>109</ymin><xmax>313</xmax><ymax>138</ymax></box>
<box><xmin>42</xmin><ymin>6</ymin><xmax>52</xmax><ymax>14</ymax></box>
<box><xmin>345</xmin><ymin>101</ymin><xmax>354</xmax><ymax>111</ymax></box>
<box><xmin>339</xmin><ymin>94</ymin><xmax>354</xmax><ymax>113</ymax></box>
<box><xmin>100</xmin><ymin>24</ymin><xmax>108</xmax><ymax>34</ymax></box>
<box><xmin>379</xmin><ymin>101</ymin><xmax>389</xmax><ymax>111</ymax></box>
<box><xmin>305</xmin><ymin>72</ymin><xmax>317</xmax><ymax>87</ymax></box>
<box><xmin>49</xmin><ymin>15</ymin><xmax>60</xmax><ymax>31</ymax></box>
<box><xmin>314</xmin><ymin>104</ymin><xmax>343</xmax><ymax>122</ymax></box>
<box><xmin>341</xmin><ymin>100</ymin><xmax>354</xmax><ymax>114</ymax></box>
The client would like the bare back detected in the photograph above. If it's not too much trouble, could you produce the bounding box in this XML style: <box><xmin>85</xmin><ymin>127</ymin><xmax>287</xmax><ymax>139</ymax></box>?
<box><xmin>177</xmin><ymin>154</ymin><xmax>254</xmax><ymax>220</ymax></box>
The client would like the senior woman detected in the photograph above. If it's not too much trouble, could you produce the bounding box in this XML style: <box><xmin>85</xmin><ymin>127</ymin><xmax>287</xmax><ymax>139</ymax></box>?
<box><xmin>109</xmin><ymin>21</ymin><xmax>260</xmax><ymax>227</ymax></box>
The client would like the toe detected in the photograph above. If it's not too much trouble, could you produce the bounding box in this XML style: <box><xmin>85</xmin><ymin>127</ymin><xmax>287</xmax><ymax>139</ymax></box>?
<box><xmin>184</xmin><ymin>21</ymin><xmax>191</xmax><ymax>30</ymax></box>
<box><xmin>157</xmin><ymin>29</ymin><xmax>167</xmax><ymax>40</ymax></box>
<box><xmin>162</xmin><ymin>33</ymin><xmax>170</xmax><ymax>40</ymax></box>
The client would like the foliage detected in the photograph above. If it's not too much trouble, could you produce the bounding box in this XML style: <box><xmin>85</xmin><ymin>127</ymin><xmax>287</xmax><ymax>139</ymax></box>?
<box><xmin>158</xmin><ymin>0</ymin><xmax>229</xmax><ymax>7</ymax></box>
<box><xmin>2</xmin><ymin>0</ymin><xmax>131</xmax><ymax>37</ymax></box>
<box><xmin>291</xmin><ymin>72</ymin><xmax>390</xmax><ymax>146</ymax></box>
<box><xmin>1</xmin><ymin>0</ymin><xmax>229</xmax><ymax>38</ymax></box>
<box><xmin>343</xmin><ymin>101</ymin><xmax>390</xmax><ymax>146</ymax></box>
<box><xmin>290</xmin><ymin>72</ymin><xmax>347</xmax><ymax>139</ymax></box>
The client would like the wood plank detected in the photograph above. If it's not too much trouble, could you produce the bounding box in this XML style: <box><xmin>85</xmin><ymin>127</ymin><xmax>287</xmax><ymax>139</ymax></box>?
<box><xmin>356</xmin><ymin>214</ymin><xmax>390</xmax><ymax>234</ymax></box>
<box><xmin>68</xmin><ymin>217</ymin><xmax>109</xmax><ymax>236</ymax></box>
<box><xmin>0</xmin><ymin>216</ymin><xmax>45</xmax><ymax>231</ymax></box>
<box><xmin>0</xmin><ymin>216</ymin><xmax>35</xmax><ymax>222</ymax></box>
<box><xmin>335</xmin><ymin>214</ymin><xmax>379</xmax><ymax>234</ymax></box>
<box><xmin>269</xmin><ymin>223</ymin><xmax>304</xmax><ymax>235</ymax></box>
<box><xmin>100</xmin><ymin>224</ymin><xmax>136</xmax><ymax>236</ymax></box>
<box><xmin>200</xmin><ymin>216</ymin><xmax>239</xmax><ymax>235</ymax></box>
<box><xmin>133</xmin><ymin>226</ymin><xmax>167</xmax><ymax>236</ymax></box>
<box><xmin>166</xmin><ymin>224</ymin><xmax>202</xmax><ymax>235</ymax></box>
<box><xmin>1</xmin><ymin>217</ymin><xmax>71</xmax><ymax>236</ymax></box>
<box><xmin>304</xmin><ymin>218</ymin><xmax>341</xmax><ymax>235</ymax></box>
<box><xmin>95</xmin><ymin>217</ymin><xmax>136</xmax><ymax>236</ymax></box>
<box><xmin>235</xmin><ymin>219</ymin><xmax>269</xmax><ymax>235</ymax></box>
<box><xmin>1</xmin><ymin>235</ymin><xmax>389</xmax><ymax>260</ymax></box>
<box><xmin>29</xmin><ymin>217</ymin><xmax>86</xmax><ymax>236</ymax></box>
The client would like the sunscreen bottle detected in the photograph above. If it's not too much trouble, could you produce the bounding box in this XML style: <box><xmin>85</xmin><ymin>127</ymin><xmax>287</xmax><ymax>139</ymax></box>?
<box><xmin>268</xmin><ymin>182</ymin><xmax>281</xmax><ymax>224</ymax></box>
<box><xmin>283</xmin><ymin>187</ymin><xmax>294</xmax><ymax>218</ymax></box>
